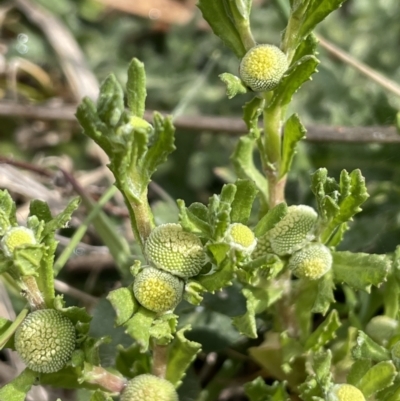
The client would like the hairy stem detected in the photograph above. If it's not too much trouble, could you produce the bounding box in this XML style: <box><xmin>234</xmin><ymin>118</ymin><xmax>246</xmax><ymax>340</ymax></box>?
<box><xmin>21</xmin><ymin>276</ymin><xmax>46</xmax><ymax>310</ymax></box>
<box><xmin>84</xmin><ymin>366</ymin><xmax>127</xmax><ymax>393</ymax></box>
<box><xmin>152</xmin><ymin>342</ymin><xmax>168</xmax><ymax>378</ymax></box>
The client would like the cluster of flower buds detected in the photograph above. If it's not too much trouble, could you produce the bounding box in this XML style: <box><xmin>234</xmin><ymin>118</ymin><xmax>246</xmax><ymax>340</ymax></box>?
<box><xmin>134</xmin><ymin>223</ymin><xmax>206</xmax><ymax>313</ymax></box>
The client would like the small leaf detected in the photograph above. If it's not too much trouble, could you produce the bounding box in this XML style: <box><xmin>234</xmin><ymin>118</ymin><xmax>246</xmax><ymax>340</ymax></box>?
<box><xmin>178</xmin><ymin>200</ymin><xmax>211</xmax><ymax>237</ymax></box>
<box><xmin>13</xmin><ymin>245</ymin><xmax>43</xmax><ymax>276</ymax></box>
<box><xmin>280</xmin><ymin>114</ymin><xmax>307</xmax><ymax>179</ymax></box>
<box><xmin>347</xmin><ymin>359</ymin><xmax>372</xmax><ymax>387</ymax></box>
<box><xmin>197</xmin><ymin>0</ymin><xmax>246</xmax><ymax>58</ymax></box>
<box><xmin>230</xmin><ymin>179</ymin><xmax>257</xmax><ymax>224</ymax></box>
<box><xmin>352</xmin><ymin>331</ymin><xmax>391</xmax><ymax>362</ymax></box>
<box><xmin>29</xmin><ymin>200</ymin><xmax>52</xmax><ymax>223</ymax></box>
<box><xmin>312</xmin><ymin>271</ymin><xmax>335</xmax><ymax>315</ymax></box>
<box><xmin>127</xmin><ymin>58</ymin><xmax>147</xmax><ymax>117</ymax></box>
<box><xmin>219</xmin><ymin>73</ymin><xmax>247</xmax><ymax>99</ymax></box>
<box><xmin>244</xmin><ymin>376</ymin><xmax>288</xmax><ymax>401</ymax></box>
<box><xmin>0</xmin><ymin>189</ymin><xmax>17</xmax><ymax>235</ymax></box>
<box><xmin>196</xmin><ymin>257</ymin><xmax>235</xmax><ymax>293</ymax></box>
<box><xmin>0</xmin><ymin>369</ymin><xmax>37</xmax><ymax>401</ymax></box>
<box><xmin>332</xmin><ymin>251</ymin><xmax>390</xmax><ymax>292</ymax></box>
<box><xmin>304</xmin><ymin>310</ymin><xmax>341</xmax><ymax>351</ymax></box>
<box><xmin>292</xmin><ymin>33</ymin><xmax>318</xmax><ymax>64</ymax></box>
<box><xmin>96</xmin><ymin>75</ymin><xmax>124</xmax><ymax>127</ymax></box>
<box><xmin>356</xmin><ymin>361</ymin><xmax>396</xmax><ymax>398</ymax></box>
<box><xmin>166</xmin><ymin>325</ymin><xmax>201</xmax><ymax>388</ymax></box>
<box><xmin>242</xmin><ymin>96</ymin><xmax>263</xmax><ymax>132</ymax></box>
<box><xmin>254</xmin><ymin>202</ymin><xmax>287</xmax><ymax>238</ymax></box>
<box><xmin>90</xmin><ymin>390</ymin><xmax>113</xmax><ymax>401</ymax></box>
<box><xmin>115</xmin><ymin>343</ymin><xmax>151</xmax><ymax>378</ymax></box>
<box><xmin>149</xmin><ymin>313</ymin><xmax>178</xmax><ymax>345</ymax></box>
<box><xmin>270</xmin><ymin>55</ymin><xmax>319</xmax><ymax>108</ymax></box>
<box><xmin>124</xmin><ymin>307</ymin><xmax>156</xmax><ymax>352</ymax></box>
<box><xmin>107</xmin><ymin>287</ymin><xmax>138</xmax><ymax>326</ymax></box>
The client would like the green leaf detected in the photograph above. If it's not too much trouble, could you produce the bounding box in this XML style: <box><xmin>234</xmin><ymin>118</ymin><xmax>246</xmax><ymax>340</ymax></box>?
<box><xmin>304</xmin><ymin>310</ymin><xmax>341</xmax><ymax>351</ymax></box>
<box><xmin>292</xmin><ymin>33</ymin><xmax>318</xmax><ymax>64</ymax></box>
<box><xmin>96</xmin><ymin>75</ymin><xmax>124</xmax><ymax>127</ymax></box>
<box><xmin>230</xmin><ymin>179</ymin><xmax>257</xmax><ymax>224</ymax></box>
<box><xmin>231</xmin><ymin>135</ymin><xmax>269</xmax><ymax>208</ymax></box>
<box><xmin>196</xmin><ymin>256</ymin><xmax>235</xmax><ymax>293</ymax></box>
<box><xmin>107</xmin><ymin>287</ymin><xmax>138</xmax><ymax>326</ymax></box>
<box><xmin>376</xmin><ymin>377</ymin><xmax>400</xmax><ymax>401</ymax></box>
<box><xmin>140</xmin><ymin>113</ymin><xmax>176</xmax><ymax>184</ymax></box>
<box><xmin>0</xmin><ymin>369</ymin><xmax>37</xmax><ymax>401</ymax></box>
<box><xmin>178</xmin><ymin>200</ymin><xmax>211</xmax><ymax>237</ymax></box>
<box><xmin>13</xmin><ymin>245</ymin><xmax>43</xmax><ymax>276</ymax></box>
<box><xmin>270</xmin><ymin>55</ymin><xmax>319</xmax><ymax>108</ymax></box>
<box><xmin>219</xmin><ymin>73</ymin><xmax>247</xmax><ymax>98</ymax></box>
<box><xmin>197</xmin><ymin>0</ymin><xmax>246</xmax><ymax>58</ymax></box>
<box><xmin>0</xmin><ymin>189</ymin><xmax>17</xmax><ymax>235</ymax></box>
<box><xmin>242</xmin><ymin>96</ymin><xmax>263</xmax><ymax>132</ymax></box>
<box><xmin>280</xmin><ymin>114</ymin><xmax>307</xmax><ymax>179</ymax></box>
<box><xmin>127</xmin><ymin>58</ymin><xmax>147</xmax><ymax>117</ymax></box>
<box><xmin>184</xmin><ymin>280</ymin><xmax>206</xmax><ymax>305</ymax></box>
<box><xmin>124</xmin><ymin>307</ymin><xmax>156</xmax><ymax>352</ymax></box>
<box><xmin>166</xmin><ymin>325</ymin><xmax>201</xmax><ymax>388</ymax></box>
<box><xmin>90</xmin><ymin>390</ymin><xmax>113</xmax><ymax>401</ymax></box>
<box><xmin>29</xmin><ymin>200</ymin><xmax>52</xmax><ymax>223</ymax></box>
<box><xmin>347</xmin><ymin>359</ymin><xmax>372</xmax><ymax>387</ymax></box>
<box><xmin>149</xmin><ymin>313</ymin><xmax>178</xmax><ymax>345</ymax></box>
<box><xmin>356</xmin><ymin>361</ymin><xmax>396</xmax><ymax>398</ymax></box>
<box><xmin>299</xmin><ymin>0</ymin><xmax>347</xmax><ymax>42</ymax></box>
<box><xmin>254</xmin><ymin>202</ymin><xmax>287</xmax><ymax>237</ymax></box>
<box><xmin>332</xmin><ymin>251</ymin><xmax>390</xmax><ymax>292</ymax></box>
<box><xmin>244</xmin><ymin>376</ymin><xmax>288</xmax><ymax>401</ymax></box>
<box><xmin>352</xmin><ymin>331</ymin><xmax>391</xmax><ymax>362</ymax></box>
<box><xmin>312</xmin><ymin>271</ymin><xmax>335</xmax><ymax>315</ymax></box>
<box><xmin>0</xmin><ymin>308</ymin><xmax>28</xmax><ymax>350</ymax></box>
<box><xmin>116</xmin><ymin>343</ymin><xmax>151</xmax><ymax>378</ymax></box>
<box><xmin>313</xmin><ymin>351</ymin><xmax>332</xmax><ymax>389</ymax></box>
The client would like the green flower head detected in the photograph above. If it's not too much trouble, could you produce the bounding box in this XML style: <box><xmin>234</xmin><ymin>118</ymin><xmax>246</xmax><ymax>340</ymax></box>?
<box><xmin>145</xmin><ymin>223</ymin><xmax>206</xmax><ymax>278</ymax></box>
<box><xmin>327</xmin><ymin>384</ymin><xmax>365</xmax><ymax>401</ymax></box>
<box><xmin>239</xmin><ymin>44</ymin><xmax>288</xmax><ymax>92</ymax></box>
<box><xmin>1</xmin><ymin>226</ymin><xmax>36</xmax><ymax>257</ymax></box>
<box><xmin>225</xmin><ymin>223</ymin><xmax>257</xmax><ymax>254</ymax></box>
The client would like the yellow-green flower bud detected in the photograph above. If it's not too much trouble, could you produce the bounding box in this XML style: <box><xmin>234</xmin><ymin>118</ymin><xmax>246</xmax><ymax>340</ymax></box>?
<box><xmin>145</xmin><ymin>223</ymin><xmax>205</xmax><ymax>278</ymax></box>
<box><xmin>225</xmin><ymin>223</ymin><xmax>257</xmax><ymax>254</ymax></box>
<box><xmin>1</xmin><ymin>226</ymin><xmax>36</xmax><ymax>257</ymax></box>
<box><xmin>133</xmin><ymin>267</ymin><xmax>184</xmax><ymax>313</ymax></box>
<box><xmin>239</xmin><ymin>44</ymin><xmax>288</xmax><ymax>92</ymax></box>
<box><xmin>288</xmin><ymin>243</ymin><xmax>332</xmax><ymax>280</ymax></box>
<box><xmin>268</xmin><ymin>205</ymin><xmax>318</xmax><ymax>256</ymax></box>
<box><xmin>15</xmin><ymin>309</ymin><xmax>76</xmax><ymax>373</ymax></box>
<box><xmin>366</xmin><ymin>316</ymin><xmax>399</xmax><ymax>345</ymax></box>
<box><xmin>327</xmin><ymin>384</ymin><xmax>365</xmax><ymax>401</ymax></box>
<box><xmin>121</xmin><ymin>374</ymin><xmax>178</xmax><ymax>401</ymax></box>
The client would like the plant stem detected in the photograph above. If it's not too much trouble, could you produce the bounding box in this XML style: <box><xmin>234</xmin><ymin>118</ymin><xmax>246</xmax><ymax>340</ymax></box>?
<box><xmin>84</xmin><ymin>365</ymin><xmax>127</xmax><ymax>393</ymax></box>
<box><xmin>152</xmin><ymin>342</ymin><xmax>168</xmax><ymax>378</ymax></box>
<box><xmin>21</xmin><ymin>275</ymin><xmax>46</xmax><ymax>310</ymax></box>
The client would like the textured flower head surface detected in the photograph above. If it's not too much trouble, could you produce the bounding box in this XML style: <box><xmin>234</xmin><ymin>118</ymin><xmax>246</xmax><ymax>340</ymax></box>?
<box><xmin>1</xmin><ymin>226</ymin><xmax>36</xmax><ymax>257</ymax></box>
<box><xmin>133</xmin><ymin>266</ymin><xmax>184</xmax><ymax>313</ymax></box>
<box><xmin>15</xmin><ymin>309</ymin><xmax>76</xmax><ymax>373</ymax></box>
<box><xmin>327</xmin><ymin>384</ymin><xmax>365</xmax><ymax>401</ymax></box>
<box><xmin>239</xmin><ymin>44</ymin><xmax>288</xmax><ymax>92</ymax></box>
<box><xmin>288</xmin><ymin>243</ymin><xmax>332</xmax><ymax>280</ymax></box>
<box><xmin>145</xmin><ymin>223</ymin><xmax>206</xmax><ymax>278</ymax></box>
<box><xmin>225</xmin><ymin>223</ymin><xmax>257</xmax><ymax>254</ymax></box>
<box><xmin>268</xmin><ymin>205</ymin><xmax>318</xmax><ymax>256</ymax></box>
<box><xmin>121</xmin><ymin>374</ymin><xmax>178</xmax><ymax>401</ymax></box>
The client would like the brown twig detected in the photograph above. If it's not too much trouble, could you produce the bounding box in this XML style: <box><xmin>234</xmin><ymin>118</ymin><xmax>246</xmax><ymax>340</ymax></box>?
<box><xmin>0</xmin><ymin>101</ymin><xmax>399</xmax><ymax>143</ymax></box>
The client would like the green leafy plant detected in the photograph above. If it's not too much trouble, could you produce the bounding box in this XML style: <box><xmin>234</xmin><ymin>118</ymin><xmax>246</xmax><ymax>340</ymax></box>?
<box><xmin>1</xmin><ymin>1</ymin><xmax>399</xmax><ymax>400</ymax></box>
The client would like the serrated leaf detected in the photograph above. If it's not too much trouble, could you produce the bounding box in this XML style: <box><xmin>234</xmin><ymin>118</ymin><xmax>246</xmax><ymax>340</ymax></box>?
<box><xmin>332</xmin><ymin>251</ymin><xmax>390</xmax><ymax>292</ymax></box>
<box><xmin>96</xmin><ymin>75</ymin><xmax>124</xmax><ymax>127</ymax></box>
<box><xmin>178</xmin><ymin>200</ymin><xmax>211</xmax><ymax>237</ymax></box>
<box><xmin>280</xmin><ymin>114</ymin><xmax>307</xmax><ymax>179</ymax></box>
<box><xmin>0</xmin><ymin>369</ymin><xmax>37</xmax><ymax>401</ymax></box>
<box><xmin>304</xmin><ymin>310</ymin><xmax>341</xmax><ymax>351</ymax></box>
<box><xmin>376</xmin><ymin>377</ymin><xmax>400</xmax><ymax>401</ymax></box>
<box><xmin>107</xmin><ymin>287</ymin><xmax>138</xmax><ymax>326</ymax></box>
<box><xmin>184</xmin><ymin>280</ymin><xmax>206</xmax><ymax>305</ymax></box>
<box><xmin>197</xmin><ymin>0</ymin><xmax>246</xmax><ymax>58</ymax></box>
<box><xmin>166</xmin><ymin>325</ymin><xmax>201</xmax><ymax>388</ymax></box>
<box><xmin>312</xmin><ymin>271</ymin><xmax>335</xmax><ymax>315</ymax></box>
<box><xmin>352</xmin><ymin>331</ymin><xmax>390</xmax><ymax>362</ymax></box>
<box><xmin>90</xmin><ymin>390</ymin><xmax>113</xmax><ymax>401</ymax></box>
<box><xmin>13</xmin><ymin>245</ymin><xmax>43</xmax><ymax>276</ymax></box>
<box><xmin>43</xmin><ymin>197</ymin><xmax>80</xmax><ymax>236</ymax></box>
<box><xmin>299</xmin><ymin>0</ymin><xmax>347</xmax><ymax>42</ymax></box>
<box><xmin>270</xmin><ymin>55</ymin><xmax>319</xmax><ymax>108</ymax></box>
<box><xmin>127</xmin><ymin>58</ymin><xmax>146</xmax><ymax>118</ymax></box>
<box><xmin>292</xmin><ymin>33</ymin><xmax>318</xmax><ymax>64</ymax></box>
<box><xmin>244</xmin><ymin>376</ymin><xmax>288</xmax><ymax>401</ymax></box>
<box><xmin>124</xmin><ymin>307</ymin><xmax>156</xmax><ymax>352</ymax></box>
<box><xmin>356</xmin><ymin>361</ymin><xmax>396</xmax><ymax>398</ymax></box>
<box><xmin>29</xmin><ymin>200</ymin><xmax>52</xmax><ymax>223</ymax></box>
<box><xmin>242</xmin><ymin>96</ymin><xmax>263</xmax><ymax>132</ymax></box>
<box><xmin>116</xmin><ymin>343</ymin><xmax>151</xmax><ymax>378</ymax></box>
<box><xmin>347</xmin><ymin>359</ymin><xmax>372</xmax><ymax>387</ymax></box>
<box><xmin>219</xmin><ymin>73</ymin><xmax>247</xmax><ymax>99</ymax></box>
<box><xmin>231</xmin><ymin>135</ymin><xmax>269</xmax><ymax>208</ymax></box>
<box><xmin>140</xmin><ymin>113</ymin><xmax>176</xmax><ymax>184</ymax></box>
<box><xmin>230</xmin><ymin>179</ymin><xmax>257</xmax><ymax>224</ymax></box>
<box><xmin>0</xmin><ymin>189</ymin><xmax>17</xmax><ymax>235</ymax></box>
<box><xmin>313</xmin><ymin>350</ymin><xmax>332</xmax><ymax>388</ymax></box>
<box><xmin>149</xmin><ymin>313</ymin><xmax>178</xmax><ymax>345</ymax></box>
<box><xmin>196</xmin><ymin>257</ymin><xmax>235</xmax><ymax>293</ymax></box>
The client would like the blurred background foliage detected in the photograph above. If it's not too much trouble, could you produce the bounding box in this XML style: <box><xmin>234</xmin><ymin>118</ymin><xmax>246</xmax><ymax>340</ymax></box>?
<box><xmin>0</xmin><ymin>0</ymin><xmax>400</xmax><ymax>399</ymax></box>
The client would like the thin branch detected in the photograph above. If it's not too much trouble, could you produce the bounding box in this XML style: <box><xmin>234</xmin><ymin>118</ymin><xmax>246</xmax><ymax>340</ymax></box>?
<box><xmin>0</xmin><ymin>101</ymin><xmax>398</xmax><ymax>143</ymax></box>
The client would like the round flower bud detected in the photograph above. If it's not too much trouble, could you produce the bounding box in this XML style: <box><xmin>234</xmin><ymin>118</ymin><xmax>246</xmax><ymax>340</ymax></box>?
<box><xmin>1</xmin><ymin>226</ymin><xmax>36</xmax><ymax>257</ymax></box>
<box><xmin>225</xmin><ymin>223</ymin><xmax>257</xmax><ymax>254</ymax></box>
<box><xmin>327</xmin><ymin>384</ymin><xmax>365</xmax><ymax>401</ymax></box>
<box><xmin>366</xmin><ymin>316</ymin><xmax>399</xmax><ymax>345</ymax></box>
<box><xmin>15</xmin><ymin>309</ymin><xmax>76</xmax><ymax>373</ymax></box>
<box><xmin>133</xmin><ymin>267</ymin><xmax>184</xmax><ymax>313</ymax></box>
<box><xmin>145</xmin><ymin>223</ymin><xmax>205</xmax><ymax>278</ymax></box>
<box><xmin>121</xmin><ymin>374</ymin><xmax>178</xmax><ymax>401</ymax></box>
<box><xmin>239</xmin><ymin>44</ymin><xmax>288</xmax><ymax>92</ymax></box>
<box><xmin>288</xmin><ymin>243</ymin><xmax>332</xmax><ymax>280</ymax></box>
<box><xmin>268</xmin><ymin>205</ymin><xmax>318</xmax><ymax>256</ymax></box>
